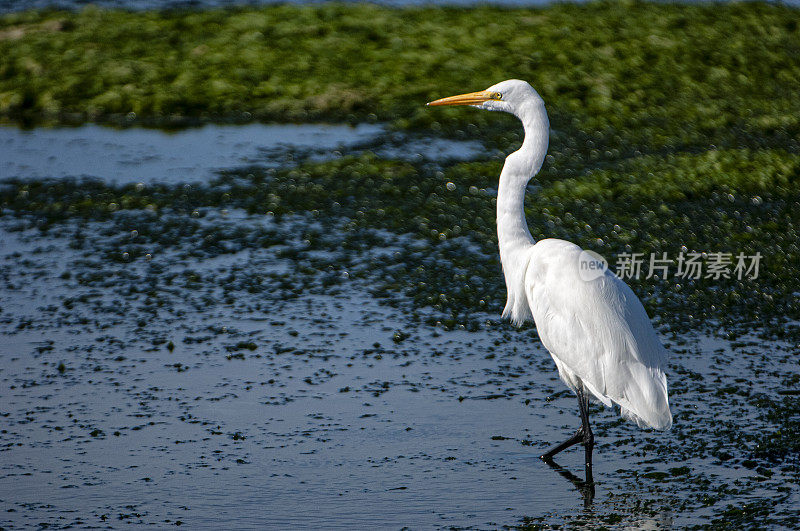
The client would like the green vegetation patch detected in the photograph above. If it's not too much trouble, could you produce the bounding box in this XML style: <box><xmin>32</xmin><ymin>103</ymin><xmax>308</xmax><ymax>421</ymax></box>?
<box><xmin>1</xmin><ymin>1</ymin><xmax>800</xmax><ymax>154</ymax></box>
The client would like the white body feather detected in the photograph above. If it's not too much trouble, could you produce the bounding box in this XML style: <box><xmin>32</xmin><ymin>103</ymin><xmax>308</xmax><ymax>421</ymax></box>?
<box><xmin>487</xmin><ymin>80</ymin><xmax>672</xmax><ymax>430</ymax></box>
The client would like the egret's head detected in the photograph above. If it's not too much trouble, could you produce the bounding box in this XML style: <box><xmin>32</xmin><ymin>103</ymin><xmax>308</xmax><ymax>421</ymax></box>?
<box><xmin>426</xmin><ymin>79</ymin><xmax>541</xmax><ymax>115</ymax></box>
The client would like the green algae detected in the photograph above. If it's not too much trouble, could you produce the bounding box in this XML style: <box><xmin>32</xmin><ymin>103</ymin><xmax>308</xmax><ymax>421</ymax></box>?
<box><xmin>1</xmin><ymin>1</ymin><xmax>800</xmax><ymax>152</ymax></box>
<box><xmin>2</xmin><ymin>145</ymin><xmax>799</xmax><ymax>338</ymax></box>
<box><xmin>540</xmin><ymin>149</ymin><xmax>800</xmax><ymax>204</ymax></box>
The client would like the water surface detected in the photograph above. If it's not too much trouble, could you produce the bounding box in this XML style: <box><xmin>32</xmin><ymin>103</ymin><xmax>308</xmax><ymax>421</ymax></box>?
<box><xmin>0</xmin><ymin>206</ymin><xmax>797</xmax><ymax>528</ymax></box>
<box><xmin>0</xmin><ymin>123</ymin><xmax>482</xmax><ymax>185</ymax></box>
<box><xmin>0</xmin><ymin>118</ymin><xmax>797</xmax><ymax>528</ymax></box>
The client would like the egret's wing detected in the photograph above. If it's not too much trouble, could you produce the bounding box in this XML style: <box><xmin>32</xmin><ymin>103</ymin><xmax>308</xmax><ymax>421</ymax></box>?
<box><xmin>525</xmin><ymin>239</ymin><xmax>672</xmax><ymax>429</ymax></box>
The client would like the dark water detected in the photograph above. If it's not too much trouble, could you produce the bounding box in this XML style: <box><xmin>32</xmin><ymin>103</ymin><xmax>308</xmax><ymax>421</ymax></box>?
<box><xmin>1</xmin><ymin>124</ymin><xmax>798</xmax><ymax>528</ymax></box>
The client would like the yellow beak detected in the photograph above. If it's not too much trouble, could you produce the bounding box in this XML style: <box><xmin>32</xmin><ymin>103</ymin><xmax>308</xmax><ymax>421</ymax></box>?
<box><xmin>426</xmin><ymin>90</ymin><xmax>494</xmax><ymax>107</ymax></box>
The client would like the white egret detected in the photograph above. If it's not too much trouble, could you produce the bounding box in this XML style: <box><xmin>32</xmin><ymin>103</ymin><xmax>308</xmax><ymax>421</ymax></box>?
<box><xmin>427</xmin><ymin>80</ymin><xmax>672</xmax><ymax>471</ymax></box>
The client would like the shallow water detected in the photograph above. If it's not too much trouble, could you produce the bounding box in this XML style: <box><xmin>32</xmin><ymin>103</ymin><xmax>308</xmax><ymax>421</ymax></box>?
<box><xmin>0</xmin><ymin>219</ymin><xmax>576</xmax><ymax>528</ymax></box>
<box><xmin>0</xmin><ymin>123</ymin><xmax>482</xmax><ymax>185</ymax></box>
<box><xmin>0</xmin><ymin>206</ymin><xmax>798</xmax><ymax>528</ymax></box>
<box><xmin>0</xmin><ymin>118</ymin><xmax>798</xmax><ymax>527</ymax></box>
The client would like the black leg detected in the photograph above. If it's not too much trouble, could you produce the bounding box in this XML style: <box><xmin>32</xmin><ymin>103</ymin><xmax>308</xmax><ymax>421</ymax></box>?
<box><xmin>576</xmin><ymin>388</ymin><xmax>594</xmax><ymax>468</ymax></box>
<box><xmin>539</xmin><ymin>427</ymin><xmax>584</xmax><ymax>461</ymax></box>
<box><xmin>539</xmin><ymin>387</ymin><xmax>595</xmax><ymax>466</ymax></box>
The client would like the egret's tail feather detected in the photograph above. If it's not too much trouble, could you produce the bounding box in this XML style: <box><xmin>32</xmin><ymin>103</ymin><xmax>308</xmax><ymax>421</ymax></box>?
<box><xmin>621</xmin><ymin>404</ymin><xmax>672</xmax><ymax>430</ymax></box>
<box><xmin>617</xmin><ymin>367</ymin><xmax>672</xmax><ymax>430</ymax></box>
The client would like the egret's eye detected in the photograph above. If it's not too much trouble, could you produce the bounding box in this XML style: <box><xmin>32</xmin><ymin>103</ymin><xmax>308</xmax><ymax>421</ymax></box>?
<box><xmin>492</xmin><ymin>92</ymin><xmax>503</xmax><ymax>100</ymax></box>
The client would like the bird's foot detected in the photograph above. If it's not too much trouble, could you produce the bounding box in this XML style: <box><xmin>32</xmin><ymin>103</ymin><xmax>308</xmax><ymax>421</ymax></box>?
<box><xmin>540</xmin><ymin>427</ymin><xmax>585</xmax><ymax>461</ymax></box>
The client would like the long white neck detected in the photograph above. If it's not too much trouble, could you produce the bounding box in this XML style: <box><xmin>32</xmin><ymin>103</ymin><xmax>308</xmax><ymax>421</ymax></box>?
<box><xmin>497</xmin><ymin>97</ymin><xmax>549</xmax><ymax>324</ymax></box>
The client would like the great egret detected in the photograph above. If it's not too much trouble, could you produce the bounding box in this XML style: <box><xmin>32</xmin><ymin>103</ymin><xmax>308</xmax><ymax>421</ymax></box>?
<box><xmin>427</xmin><ymin>80</ymin><xmax>672</xmax><ymax>471</ymax></box>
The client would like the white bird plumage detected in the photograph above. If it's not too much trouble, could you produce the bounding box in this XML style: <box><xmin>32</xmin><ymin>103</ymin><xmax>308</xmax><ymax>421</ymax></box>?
<box><xmin>428</xmin><ymin>79</ymin><xmax>672</xmax><ymax>467</ymax></box>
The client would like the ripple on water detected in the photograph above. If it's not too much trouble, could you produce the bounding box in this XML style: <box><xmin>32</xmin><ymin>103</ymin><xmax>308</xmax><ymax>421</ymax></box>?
<box><xmin>0</xmin><ymin>210</ymin><xmax>798</xmax><ymax>529</ymax></box>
